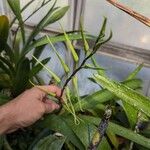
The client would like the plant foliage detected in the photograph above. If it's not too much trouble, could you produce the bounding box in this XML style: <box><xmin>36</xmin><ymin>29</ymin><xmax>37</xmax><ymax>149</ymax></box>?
<box><xmin>0</xmin><ymin>0</ymin><xmax>150</xmax><ymax>150</ymax></box>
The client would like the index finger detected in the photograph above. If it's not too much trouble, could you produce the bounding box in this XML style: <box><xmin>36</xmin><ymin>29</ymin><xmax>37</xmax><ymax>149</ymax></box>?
<box><xmin>36</xmin><ymin>85</ymin><xmax>62</xmax><ymax>98</ymax></box>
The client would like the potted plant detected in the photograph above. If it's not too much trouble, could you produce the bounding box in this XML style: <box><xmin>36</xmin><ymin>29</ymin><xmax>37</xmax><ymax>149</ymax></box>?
<box><xmin>0</xmin><ymin>0</ymin><xmax>150</xmax><ymax>149</ymax></box>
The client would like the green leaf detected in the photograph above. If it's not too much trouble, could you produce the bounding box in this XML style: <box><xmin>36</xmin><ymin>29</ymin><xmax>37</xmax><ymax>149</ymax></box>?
<box><xmin>72</xmin><ymin>76</ymin><xmax>83</xmax><ymax>111</ymax></box>
<box><xmin>97</xmin><ymin>137</ymin><xmax>111</xmax><ymax>150</ymax></box>
<box><xmin>80</xmin><ymin>115</ymin><xmax>150</xmax><ymax>149</ymax></box>
<box><xmin>106</xmin><ymin>129</ymin><xmax>119</xmax><ymax>149</ymax></box>
<box><xmin>0</xmin><ymin>93</ymin><xmax>10</xmax><ymax>106</ymax></box>
<box><xmin>7</xmin><ymin>0</ymin><xmax>25</xmax><ymax>43</ymax></box>
<box><xmin>93</xmin><ymin>74</ymin><xmax>150</xmax><ymax>117</ymax></box>
<box><xmin>97</xmin><ymin>17</ymin><xmax>107</xmax><ymax>42</ymax></box>
<box><xmin>46</xmin><ymin>35</ymin><xmax>70</xmax><ymax>73</ymax></box>
<box><xmin>83</xmin><ymin>64</ymin><xmax>105</xmax><ymax>71</ymax></box>
<box><xmin>0</xmin><ymin>136</ymin><xmax>4</xmax><ymax>150</ymax></box>
<box><xmin>39</xmin><ymin>114</ymin><xmax>85</xmax><ymax>150</ymax></box>
<box><xmin>123</xmin><ymin>63</ymin><xmax>144</xmax><ymax>128</ymax></box>
<box><xmin>60</xmin><ymin>24</ymin><xmax>79</xmax><ymax>62</ymax></box>
<box><xmin>64</xmin><ymin>115</ymin><xmax>96</xmax><ymax>148</ymax></box>
<box><xmin>30</xmin><ymin>57</ymin><xmax>51</xmax><ymax>78</ymax></box>
<box><xmin>10</xmin><ymin>0</ymin><xmax>36</xmax><ymax>27</ymax></box>
<box><xmin>13</xmin><ymin>31</ymin><xmax>22</xmax><ymax>63</ymax></box>
<box><xmin>0</xmin><ymin>15</ymin><xmax>9</xmax><ymax>50</ymax></box>
<box><xmin>0</xmin><ymin>60</ymin><xmax>11</xmax><ymax>76</ymax></box>
<box><xmin>127</xmin><ymin>63</ymin><xmax>144</xmax><ymax>80</ymax></box>
<box><xmin>94</xmin><ymin>30</ymin><xmax>112</xmax><ymax>51</ymax></box>
<box><xmin>4</xmin><ymin>44</ymin><xmax>15</xmax><ymax>63</ymax></box>
<box><xmin>25</xmin><ymin>1</ymin><xmax>69</xmax><ymax>46</ymax></box>
<box><xmin>32</xmin><ymin>55</ymin><xmax>61</xmax><ymax>83</ymax></box>
<box><xmin>0</xmin><ymin>56</ymin><xmax>15</xmax><ymax>76</ymax></box>
<box><xmin>0</xmin><ymin>73</ymin><xmax>11</xmax><ymax>90</ymax></box>
<box><xmin>80</xmin><ymin>20</ymin><xmax>89</xmax><ymax>53</ymax></box>
<box><xmin>23</xmin><ymin>33</ymin><xmax>94</xmax><ymax>56</ymax></box>
<box><xmin>25</xmin><ymin>0</ymin><xmax>57</xmax><ymax>46</ymax></box>
<box><xmin>46</xmin><ymin>6</ymin><xmax>69</xmax><ymax>25</ymax></box>
<box><xmin>74</xmin><ymin>79</ymin><xmax>142</xmax><ymax>112</ymax></box>
<box><xmin>33</xmin><ymin>134</ymin><xmax>65</xmax><ymax>150</ymax></box>
<box><xmin>12</xmin><ymin>58</ymin><xmax>30</xmax><ymax>97</ymax></box>
<box><xmin>32</xmin><ymin>45</ymin><xmax>46</xmax><ymax>66</ymax></box>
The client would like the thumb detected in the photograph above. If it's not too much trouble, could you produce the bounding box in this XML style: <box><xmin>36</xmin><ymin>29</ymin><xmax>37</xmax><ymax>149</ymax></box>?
<box><xmin>43</xmin><ymin>99</ymin><xmax>60</xmax><ymax>113</ymax></box>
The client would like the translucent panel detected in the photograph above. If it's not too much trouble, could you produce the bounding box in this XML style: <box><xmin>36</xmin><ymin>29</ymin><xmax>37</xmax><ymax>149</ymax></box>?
<box><xmin>20</xmin><ymin>0</ymin><xmax>73</xmax><ymax>31</ymax></box>
<box><xmin>0</xmin><ymin>0</ymin><xmax>5</xmax><ymax>14</ymax></box>
<box><xmin>83</xmin><ymin>0</ymin><xmax>150</xmax><ymax>50</ymax></box>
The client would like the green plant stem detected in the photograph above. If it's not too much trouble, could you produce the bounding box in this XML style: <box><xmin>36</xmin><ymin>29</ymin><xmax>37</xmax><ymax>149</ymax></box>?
<box><xmin>60</xmin><ymin>43</ymin><xmax>98</xmax><ymax>98</ymax></box>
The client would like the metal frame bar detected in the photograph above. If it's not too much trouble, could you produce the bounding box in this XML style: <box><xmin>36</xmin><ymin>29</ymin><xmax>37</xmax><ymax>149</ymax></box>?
<box><xmin>73</xmin><ymin>0</ymin><xmax>150</xmax><ymax>67</ymax></box>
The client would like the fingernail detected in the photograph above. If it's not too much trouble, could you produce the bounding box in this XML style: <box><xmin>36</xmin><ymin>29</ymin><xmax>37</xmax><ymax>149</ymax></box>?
<box><xmin>56</xmin><ymin>104</ymin><xmax>60</xmax><ymax>109</ymax></box>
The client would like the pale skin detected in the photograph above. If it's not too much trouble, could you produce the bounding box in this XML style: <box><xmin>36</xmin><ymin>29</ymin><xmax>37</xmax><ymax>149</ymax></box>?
<box><xmin>0</xmin><ymin>85</ymin><xmax>61</xmax><ymax>135</ymax></box>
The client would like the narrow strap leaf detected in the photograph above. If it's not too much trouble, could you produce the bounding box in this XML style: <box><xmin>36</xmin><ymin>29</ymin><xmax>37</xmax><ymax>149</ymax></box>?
<box><xmin>73</xmin><ymin>76</ymin><xmax>83</xmax><ymax>111</ymax></box>
<box><xmin>59</xmin><ymin>23</ymin><xmax>79</xmax><ymax>62</ymax></box>
<box><xmin>127</xmin><ymin>63</ymin><xmax>144</xmax><ymax>80</ymax></box>
<box><xmin>80</xmin><ymin>19</ymin><xmax>89</xmax><ymax>53</ymax></box>
<box><xmin>32</xmin><ymin>55</ymin><xmax>61</xmax><ymax>83</ymax></box>
<box><xmin>46</xmin><ymin>35</ymin><xmax>70</xmax><ymax>73</ymax></box>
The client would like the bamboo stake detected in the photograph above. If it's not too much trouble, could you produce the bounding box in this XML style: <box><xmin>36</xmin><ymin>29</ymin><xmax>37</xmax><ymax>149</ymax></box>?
<box><xmin>106</xmin><ymin>0</ymin><xmax>150</xmax><ymax>27</ymax></box>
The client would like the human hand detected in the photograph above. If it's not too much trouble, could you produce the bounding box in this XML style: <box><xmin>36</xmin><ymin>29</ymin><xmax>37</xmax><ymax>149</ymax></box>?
<box><xmin>0</xmin><ymin>85</ymin><xmax>61</xmax><ymax>134</ymax></box>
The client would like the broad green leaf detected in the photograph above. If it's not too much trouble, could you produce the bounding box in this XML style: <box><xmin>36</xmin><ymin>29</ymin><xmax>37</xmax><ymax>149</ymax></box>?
<box><xmin>32</xmin><ymin>55</ymin><xmax>61</xmax><ymax>83</ymax></box>
<box><xmin>7</xmin><ymin>0</ymin><xmax>25</xmax><ymax>43</ymax></box>
<box><xmin>80</xmin><ymin>115</ymin><xmax>150</xmax><ymax>149</ymax></box>
<box><xmin>23</xmin><ymin>33</ymin><xmax>94</xmax><ymax>56</ymax></box>
<box><xmin>97</xmin><ymin>137</ymin><xmax>111</xmax><ymax>150</ymax></box>
<box><xmin>33</xmin><ymin>134</ymin><xmax>65</xmax><ymax>150</ymax></box>
<box><xmin>12</xmin><ymin>58</ymin><xmax>30</xmax><ymax>97</ymax></box>
<box><xmin>64</xmin><ymin>115</ymin><xmax>96</xmax><ymax>148</ymax></box>
<box><xmin>46</xmin><ymin>35</ymin><xmax>70</xmax><ymax>73</ymax></box>
<box><xmin>39</xmin><ymin>114</ymin><xmax>85</xmax><ymax>150</ymax></box>
<box><xmin>74</xmin><ymin>79</ymin><xmax>142</xmax><ymax>112</ymax></box>
<box><xmin>0</xmin><ymin>15</ymin><xmax>9</xmax><ymax>50</ymax></box>
<box><xmin>80</xmin><ymin>20</ymin><xmax>89</xmax><ymax>53</ymax></box>
<box><xmin>60</xmin><ymin>24</ymin><xmax>79</xmax><ymax>62</ymax></box>
<box><xmin>94</xmin><ymin>74</ymin><xmax>150</xmax><ymax>117</ymax></box>
<box><xmin>123</xmin><ymin>64</ymin><xmax>144</xmax><ymax>128</ymax></box>
<box><xmin>28</xmin><ymin>128</ymin><xmax>51</xmax><ymax>150</ymax></box>
<box><xmin>30</xmin><ymin>57</ymin><xmax>51</xmax><ymax>77</ymax></box>
<box><xmin>106</xmin><ymin>129</ymin><xmax>119</xmax><ymax>149</ymax></box>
